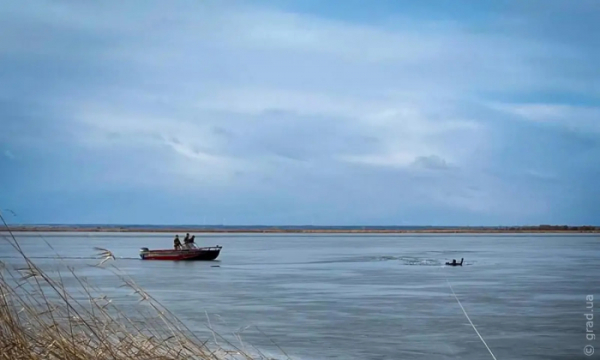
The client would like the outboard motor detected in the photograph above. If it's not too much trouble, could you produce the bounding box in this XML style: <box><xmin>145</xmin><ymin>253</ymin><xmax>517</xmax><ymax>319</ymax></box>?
<box><xmin>139</xmin><ymin>247</ymin><xmax>149</xmax><ymax>260</ymax></box>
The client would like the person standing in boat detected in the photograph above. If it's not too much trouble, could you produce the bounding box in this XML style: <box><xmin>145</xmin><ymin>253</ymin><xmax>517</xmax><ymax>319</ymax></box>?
<box><xmin>183</xmin><ymin>233</ymin><xmax>192</xmax><ymax>249</ymax></box>
<box><xmin>184</xmin><ymin>234</ymin><xmax>197</xmax><ymax>249</ymax></box>
<box><xmin>174</xmin><ymin>235</ymin><xmax>182</xmax><ymax>250</ymax></box>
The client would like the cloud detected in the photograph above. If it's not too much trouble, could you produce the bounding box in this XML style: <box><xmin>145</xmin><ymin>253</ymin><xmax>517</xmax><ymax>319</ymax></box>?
<box><xmin>489</xmin><ymin>102</ymin><xmax>600</xmax><ymax>134</ymax></box>
<box><xmin>411</xmin><ymin>155</ymin><xmax>450</xmax><ymax>170</ymax></box>
<box><xmin>0</xmin><ymin>0</ymin><xmax>598</xmax><ymax>225</ymax></box>
<box><xmin>3</xmin><ymin>150</ymin><xmax>15</xmax><ymax>160</ymax></box>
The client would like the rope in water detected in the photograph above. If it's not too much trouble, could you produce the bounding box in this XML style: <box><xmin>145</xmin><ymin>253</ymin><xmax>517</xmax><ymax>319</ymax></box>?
<box><xmin>446</xmin><ymin>278</ymin><xmax>498</xmax><ymax>360</ymax></box>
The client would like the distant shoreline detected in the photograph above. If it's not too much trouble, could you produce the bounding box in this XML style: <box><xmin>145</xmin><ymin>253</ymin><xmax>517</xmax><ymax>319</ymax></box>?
<box><xmin>4</xmin><ymin>225</ymin><xmax>600</xmax><ymax>234</ymax></box>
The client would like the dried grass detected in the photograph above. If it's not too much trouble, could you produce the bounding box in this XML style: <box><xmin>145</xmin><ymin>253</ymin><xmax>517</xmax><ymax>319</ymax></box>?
<box><xmin>0</xmin><ymin>215</ymin><xmax>284</xmax><ymax>360</ymax></box>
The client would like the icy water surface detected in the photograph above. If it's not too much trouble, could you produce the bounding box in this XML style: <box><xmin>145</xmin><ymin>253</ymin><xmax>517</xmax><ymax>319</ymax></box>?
<box><xmin>1</xmin><ymin>232</ymin><xmax>598</xmax><ymax>360</ymax></box>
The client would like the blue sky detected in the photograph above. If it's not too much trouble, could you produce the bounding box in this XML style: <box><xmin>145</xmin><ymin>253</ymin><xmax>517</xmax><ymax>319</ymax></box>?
<box><xmin>1</xmin><ymin>0</ymin><xmax>599</xmax><ymax>226</ymax></box>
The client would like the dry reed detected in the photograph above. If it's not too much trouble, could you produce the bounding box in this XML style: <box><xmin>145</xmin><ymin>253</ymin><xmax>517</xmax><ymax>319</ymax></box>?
<box><xmin>0</xmin><ymin>215</ymin><xmax>284</xmax><ymax>360</ymax></box>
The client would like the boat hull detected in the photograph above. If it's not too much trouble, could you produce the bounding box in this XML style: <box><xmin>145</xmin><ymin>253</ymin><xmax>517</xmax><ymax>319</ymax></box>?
<box><xmin>140</xmin><ymin>246</ymin><xmax>222</xmax><ymax>261</ymax></box>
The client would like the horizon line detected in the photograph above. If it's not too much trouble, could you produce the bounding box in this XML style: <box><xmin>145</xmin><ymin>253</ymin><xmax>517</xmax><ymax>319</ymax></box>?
<box><xmin>5</xmin><ymin>223</ymin><xmax>599</xmax><ymax>228</ymax></box>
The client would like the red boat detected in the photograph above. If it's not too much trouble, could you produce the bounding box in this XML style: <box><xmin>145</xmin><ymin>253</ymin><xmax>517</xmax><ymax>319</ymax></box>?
<box><xmin>139</xmin><ymin>245</ymin><xmax>222</xmax><ymax>261</ymax></box>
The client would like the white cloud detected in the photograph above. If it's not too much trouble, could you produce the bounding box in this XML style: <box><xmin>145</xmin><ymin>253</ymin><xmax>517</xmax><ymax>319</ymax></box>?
<box><xmin>489</xmin><ymin>102</ymin><xmax>600</xmax><ymax>134</ymax></box>
<box><xmin>339</xmin><ymin>152</ymin><xmax>422</xmax><ymax>168</ymax></box>
<box><xmin>411</xmin><ymin>155</ymin><xmax>451</xmax><ymax>170</ymax></box>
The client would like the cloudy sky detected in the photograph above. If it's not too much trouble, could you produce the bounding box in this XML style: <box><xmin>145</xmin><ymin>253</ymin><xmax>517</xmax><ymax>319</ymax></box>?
<box><xmin>1</xmin><ymin>0</ymin><xmax>599</xmax><ymax>226</ymax></box>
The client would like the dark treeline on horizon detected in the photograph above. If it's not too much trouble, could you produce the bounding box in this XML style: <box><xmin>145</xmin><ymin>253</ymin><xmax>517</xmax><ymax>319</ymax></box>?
<box><xmin>5</xmin><ymin>224</ymin><xmax>600</xmax><ymax>231</ymax></box>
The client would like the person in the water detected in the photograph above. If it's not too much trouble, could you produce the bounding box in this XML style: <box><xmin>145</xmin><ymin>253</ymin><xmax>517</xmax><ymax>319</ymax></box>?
<box><xmin>446</xmin><ymin>258</ymin><xmax>464</xmax><ymax>266</ymax></box>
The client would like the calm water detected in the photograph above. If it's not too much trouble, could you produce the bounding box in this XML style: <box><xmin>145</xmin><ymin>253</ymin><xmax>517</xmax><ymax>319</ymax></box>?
<box><xmin>1</xmin><ymin>232</ymin><xmax>598</xmax><ymax>360</ymax></box>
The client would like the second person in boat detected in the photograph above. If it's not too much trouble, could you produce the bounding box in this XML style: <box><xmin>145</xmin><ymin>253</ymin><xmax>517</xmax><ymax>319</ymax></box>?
<box><xmin>183</xmin><ymin>233</ymin><xmax>196</xmax><ymax>249</ymax></box>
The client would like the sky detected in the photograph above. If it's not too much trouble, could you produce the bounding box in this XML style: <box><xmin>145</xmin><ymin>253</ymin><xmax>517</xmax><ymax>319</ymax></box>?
<box><xmin>0</xmin><ymin>0</ymin><xmax>599</xmax><ymax>226</ymax></box>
